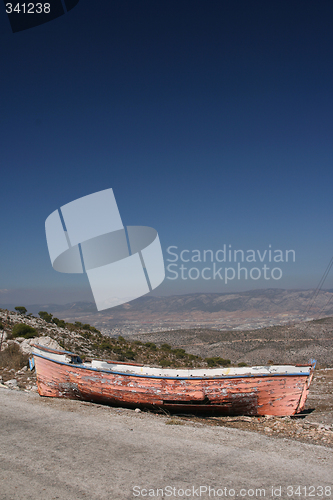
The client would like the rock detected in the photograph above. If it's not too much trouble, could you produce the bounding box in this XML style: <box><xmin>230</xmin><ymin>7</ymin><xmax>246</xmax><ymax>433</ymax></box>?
<box><xmin>7</xmin><ymin>340</ymin><xmax>19</xmax><ymax>346</ymax></box>
<box><xmin>239</xmin><ymin>416</ymin><xmax>252</xmax><ymax>422</ymax></box>
<box><xmin>4</xmin><ymin>379</ymin><xmax>18</xmax><ymax>388</ymax></box>
<box><xmin>134</xmin><ymin>408</ymin><xmax>141</xmax><ymax>413</ymax></box>
<box><xmin>20</xmin><ymin>336</ymin><xmax>62</xmax><ymax>355</ymax></box>
<box><xmin>16</xmin><ymin>366</ymin><xmax>28</xmax><ymax>375</ymax></box>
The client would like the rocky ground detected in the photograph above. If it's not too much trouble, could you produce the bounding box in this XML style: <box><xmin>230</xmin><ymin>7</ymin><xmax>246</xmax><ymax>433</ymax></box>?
<box><xmin>125</xmin><ymin>316</ymin><xmax>333</xmax><ymax>367</ymax></box>
<box><xmin>177</xmin><ymin>367</ymin><xmax>333</xmax><ymax>448</ymax></box>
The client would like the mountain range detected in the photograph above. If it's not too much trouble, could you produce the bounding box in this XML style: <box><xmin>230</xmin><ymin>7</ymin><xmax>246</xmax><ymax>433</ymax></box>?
<box><xmin>2</xmin><ymin>288</ymin><xmax>332</xmax><ymax>315</ymax></box>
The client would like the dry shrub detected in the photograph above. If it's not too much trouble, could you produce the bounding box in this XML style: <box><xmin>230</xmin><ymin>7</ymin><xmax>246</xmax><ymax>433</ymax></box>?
<box><xmin>165</xmin><ymin>419</ymin><xmax>185</xmax><ymax>425</ymax></box>
<box><xmin>0</xmin><ymin>343</ymin><xmax>30</xmax><ymax>371</ymax></box>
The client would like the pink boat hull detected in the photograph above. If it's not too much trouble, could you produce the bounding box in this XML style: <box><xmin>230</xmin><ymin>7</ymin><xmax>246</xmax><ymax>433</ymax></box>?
<box><xmin>33</xmin><ymin>346</ymin><xmax>315</xmax><ymax>416</ymax></box>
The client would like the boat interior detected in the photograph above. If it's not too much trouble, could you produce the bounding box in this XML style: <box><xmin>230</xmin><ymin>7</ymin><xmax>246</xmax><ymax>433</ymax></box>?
<box><xmin>32</xmin><ymin>344</ymin><xmax>314</xmax><ymax>378</ymax></box>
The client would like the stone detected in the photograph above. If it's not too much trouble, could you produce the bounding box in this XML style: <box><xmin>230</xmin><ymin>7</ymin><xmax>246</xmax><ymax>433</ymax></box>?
<box><xmin>4</xmin><ymin>379</ymin><xmax>18</xmax><ymax>388</ymax></box>
<box><xmin>20</xmin><ymin>336</ymin><xmax>62</xmax><ymax>355</ymax></box>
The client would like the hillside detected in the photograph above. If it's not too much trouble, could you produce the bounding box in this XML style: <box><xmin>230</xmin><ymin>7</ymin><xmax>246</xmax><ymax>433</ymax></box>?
<box><xmin>0</xmin><ymin>309</ymin><xmax>224</xmax><ymax>373</ymax></box>
<box><xmin>124</xmin><ymin>316</ymin><xmax>333</xmax><ymax>367</ymax></box>
<box><xmin>0</xmin><ymin>308</ymin><xmax>332</xmax><ymax>370</ymax></box>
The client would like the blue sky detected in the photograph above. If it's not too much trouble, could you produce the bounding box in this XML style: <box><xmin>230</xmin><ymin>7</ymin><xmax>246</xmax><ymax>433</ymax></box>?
<box><xmin>0</xmin><ymin>1</ymin><xmax>332</xmax><ymax>305</ymax></box>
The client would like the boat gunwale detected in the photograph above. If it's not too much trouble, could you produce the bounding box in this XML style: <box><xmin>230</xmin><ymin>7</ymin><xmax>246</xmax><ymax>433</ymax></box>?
<box><xmin>32</xmin><ymin>351</ymin><xmax>313</xmax><ymax>381</ymax></box>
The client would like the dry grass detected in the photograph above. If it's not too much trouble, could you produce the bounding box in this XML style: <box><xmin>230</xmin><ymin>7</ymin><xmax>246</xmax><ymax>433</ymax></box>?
<box><xmin>0</xmin><ymin>343</ymin><xmax>30</xmax><ymax>372</ymax></box>
<box><xmin>165</xmin><ymin>418</ymin><xmax>185</xmax><ymax>425</ymax></box>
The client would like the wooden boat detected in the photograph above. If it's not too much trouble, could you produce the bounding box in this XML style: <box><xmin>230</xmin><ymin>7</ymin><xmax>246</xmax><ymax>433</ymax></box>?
<box><xmin>32</xmin><ymin>344</ymin><xmax>316</xmax><ymax>416</ymax></box>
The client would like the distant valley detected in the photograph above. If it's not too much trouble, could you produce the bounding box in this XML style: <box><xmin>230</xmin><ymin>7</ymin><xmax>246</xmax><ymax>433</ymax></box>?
<box><xmin>2</xmin><ymin>288</ymin><xmax>333</xmax><ymax>337</ymax></box>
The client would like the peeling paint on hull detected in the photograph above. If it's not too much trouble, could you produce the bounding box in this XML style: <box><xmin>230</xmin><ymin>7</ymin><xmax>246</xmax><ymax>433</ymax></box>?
<box><xmin>32</xmin><ymin>346</ymin><xmax>315</xmax><ymax>416</ymax></box>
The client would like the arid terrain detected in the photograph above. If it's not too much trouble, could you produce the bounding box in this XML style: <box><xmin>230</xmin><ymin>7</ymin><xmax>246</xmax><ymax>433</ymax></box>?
<box><xmin>124</xmin><ymin>316</ymin><xmax>333</xmax><ymax>367</ymax></box>
<box><xmin>0</xmin><ymin>307</ymin><xmax>332</xmax><ymax>449</ymax></box>
<box><xmin>0</xmin><ymin>303</ymin><xmax>333</xmax><ymax>499</ymax></box>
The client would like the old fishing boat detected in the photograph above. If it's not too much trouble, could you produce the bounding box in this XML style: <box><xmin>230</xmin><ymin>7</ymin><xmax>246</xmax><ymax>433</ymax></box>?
<box><xmin>31</xmin><ymin>344</ymin><xmax>316</xmax><ymax>416</ymax></box>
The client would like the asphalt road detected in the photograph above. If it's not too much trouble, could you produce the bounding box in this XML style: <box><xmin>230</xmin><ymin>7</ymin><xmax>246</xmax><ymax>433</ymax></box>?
<box><xmin>0</xmin><ymin>388</ymin><xmax>332</xmax><ymax>500</ymax></box>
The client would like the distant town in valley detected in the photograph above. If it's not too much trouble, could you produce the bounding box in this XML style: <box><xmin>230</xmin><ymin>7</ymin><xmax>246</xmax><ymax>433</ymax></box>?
<box><xmin>2</xmin><ymin>288</ymin><xmax>332</xmax><ymax>338</ymax></box>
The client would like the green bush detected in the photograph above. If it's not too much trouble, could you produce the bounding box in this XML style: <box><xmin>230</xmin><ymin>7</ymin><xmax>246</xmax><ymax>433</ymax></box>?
<box><xmin>90</xmin><ymin>326</ymin><xmax>101</xmax><ymax>334</ymax></box>
<box><xmin>237</xmin><ymin>362</ymin><xmax>248</xmax><ymax>367</ymax></box>
<box><xmin>81</xmin><ymin>331</ymin><xmax>92</xmax><ymax>339</ymax></box>
<box><xmin>38</xmin><ymin>311</ymin><xmax>53</xmax><ymax>323</ymax></box>
<box><xmin>52</xmin><ymin>317</ymin><xmax>66</xmax><ymax>328</ymax></box>
<box><xmin>172</xmin><ymin>348</ymin><xmax>186</xmax><ymax>358</ymax></box>
<box><xmin>206</xmin><ymin>358</ymin><xmax>217</xmax><ymax>367</ymax></box>
<box><xmin>81</xmin><ymin>323</ymin><xmax>100</xmax><ymax>333</ymax></box>
<box><xmin>160</xmin><ymin>343</ymin><xmax>172</xmax><ymax>351</ymax></box>
<box><xmin>206</xmin><ymin>357</ymin><xmax>231</xmax><ymax>367</ymax></box>
<box><xmin>11</xmin><ymin>323</ymin><xmax>38</xmax><ymax>339</ymax></box>
<box><xmin>159</xmin><ymin>358</ymin><xmax>171</xmax><ymax>367</ymax></box>
<box><xmin>145</xmin><ymin>342</ymin><xmax>157</xmax><ymax>350</ymax></box>
<box><xmin>65</xmin><ymin>323</ymin><xmax>76</xmax><ymax>331</ymax></box>
<box><xmin>100</xmin><ymin>340</ymin><xmax>112</xmax><ymax>350</ymax></box>
<box><xmin>113</xmin><ymin>346</ymin><xmax>123</xmax><ymax>354</ymax></box>
<box><xmin>124</xmin><ymin>349</ymin><xmax>135</xmax><ymax>360</ymax></box>
<box><xmin>15</xmin><ymin>306</ymin><xmax>27</xmax><ymax>315</ymax></box>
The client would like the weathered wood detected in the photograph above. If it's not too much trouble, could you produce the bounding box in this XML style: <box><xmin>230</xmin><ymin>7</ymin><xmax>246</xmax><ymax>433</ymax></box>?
<box><xmin>32</xmin><ymin>344</ymin><xmax>315</xmax><ymax>417</ymax></box>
